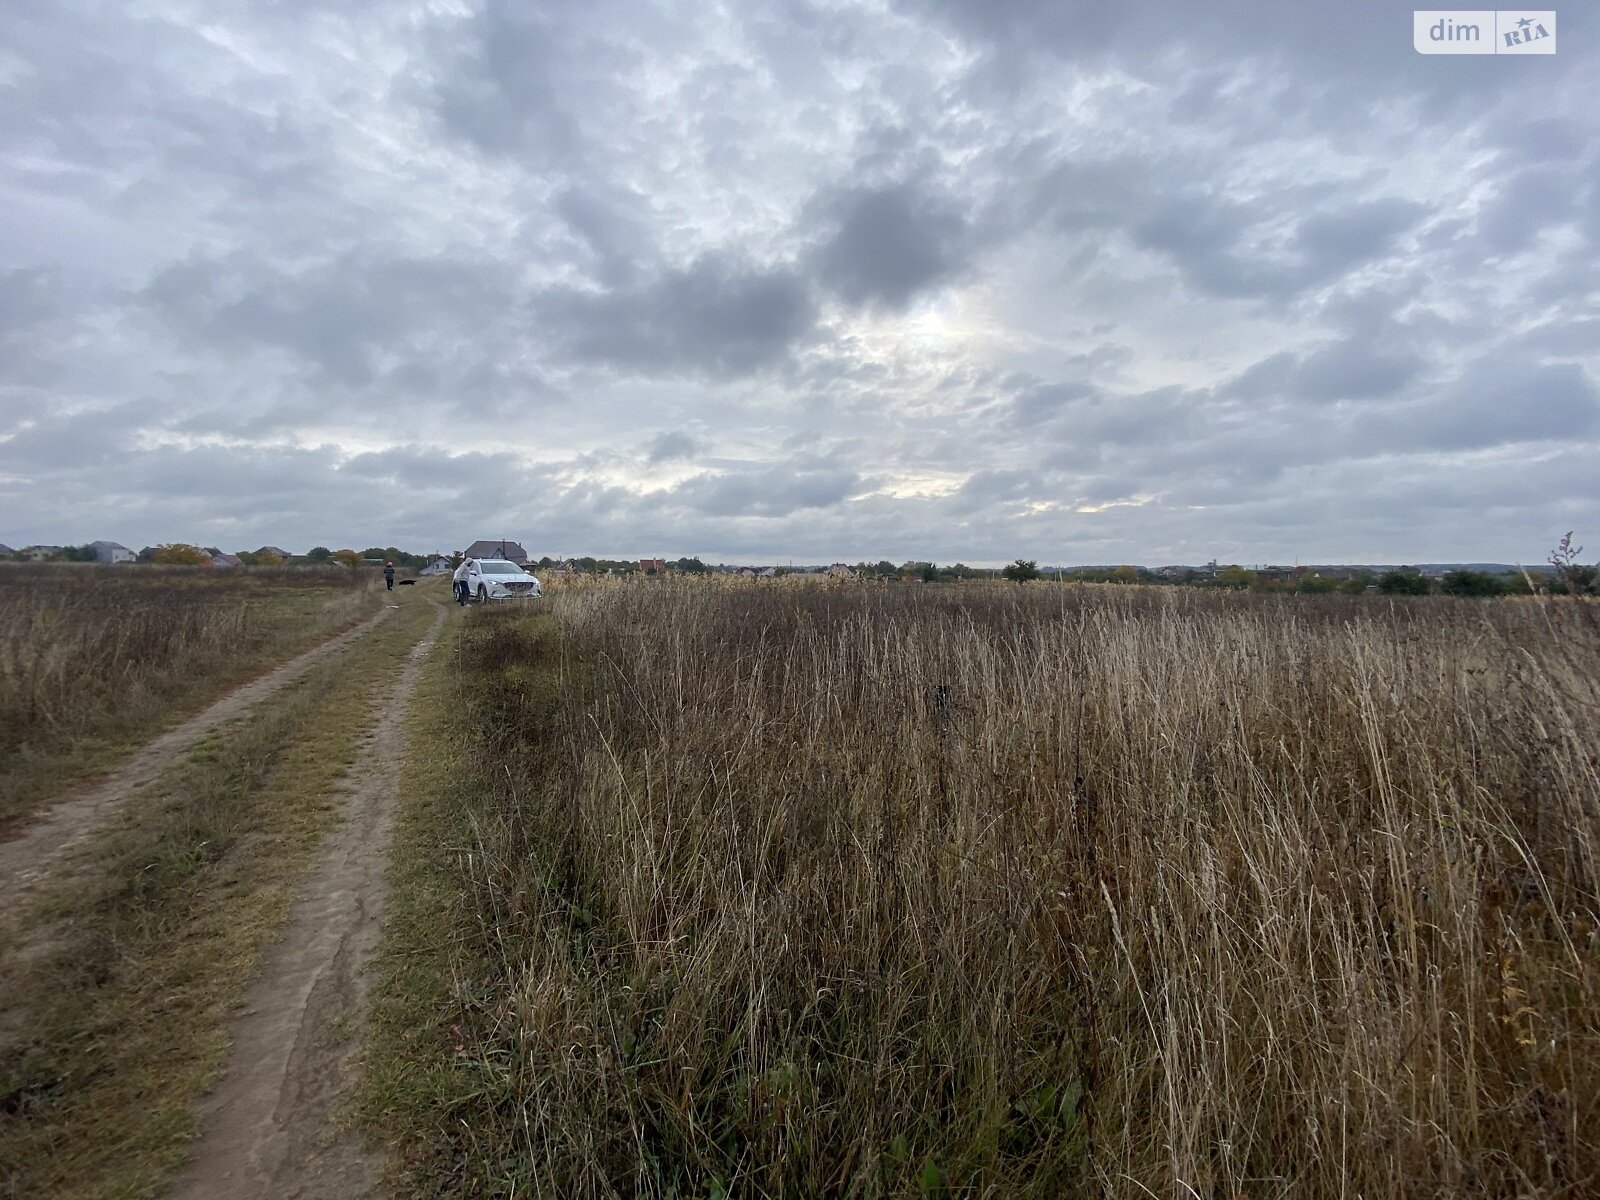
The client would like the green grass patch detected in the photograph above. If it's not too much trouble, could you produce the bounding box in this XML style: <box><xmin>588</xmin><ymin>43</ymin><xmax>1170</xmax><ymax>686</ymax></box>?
<box><xmin>353</xmin><ymin>604</ymin><xmax>515</xmax><ymax>1198</ymax></box>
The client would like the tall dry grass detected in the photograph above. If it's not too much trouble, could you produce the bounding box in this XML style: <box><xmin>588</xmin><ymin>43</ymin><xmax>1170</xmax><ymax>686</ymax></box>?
<box><xmin>0</xmin><ymin>564</ymin><xmax>375</xmax><ymax>821</ymax></box>
<box><xmin>440</xmin><ymin>581</ymin><xmax>1599</xmax><ymax>1198</ymax></box>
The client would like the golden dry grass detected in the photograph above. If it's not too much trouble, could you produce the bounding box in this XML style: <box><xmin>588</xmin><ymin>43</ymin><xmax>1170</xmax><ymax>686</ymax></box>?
<box><xmin>0</xmin><ymin>564</ymin><xmax>377</xmax><ymax>826</ymax></box>
<box><xmin>371</xmin><ymin>579</ymin><xmax>1600</xmax><ymax>1198</ymax></box>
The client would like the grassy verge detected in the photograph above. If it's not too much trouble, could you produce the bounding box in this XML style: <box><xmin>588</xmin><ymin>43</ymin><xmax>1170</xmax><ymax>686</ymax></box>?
<box><xmin>355</xmin><ymin>602</ymin><xmax>529</xmax><ymax>1198</ymax></box>
<box><xmin>0</xmin><ymin>566</ymin><xmax>383</xmax><ymax>830</ymax></box>
<box><xmin>0</xmin><ymin>587</ymin><xmax>440</xmax><ymax>1200</ymax></box>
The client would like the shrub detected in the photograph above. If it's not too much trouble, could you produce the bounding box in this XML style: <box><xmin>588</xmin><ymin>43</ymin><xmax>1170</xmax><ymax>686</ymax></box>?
<box><xmin>1442</xmin><ymin>568</ymin><xmax>1509</xmax><ymax>597</ymax></box>
<box><xmin>1377</xmin><ymin>567</ymin><xmax>1432</xmax><ymax>594</ymax></box>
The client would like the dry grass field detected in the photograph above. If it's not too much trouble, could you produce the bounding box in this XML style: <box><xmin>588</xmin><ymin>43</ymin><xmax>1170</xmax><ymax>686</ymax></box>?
<box><xmin>369</xmin><ymin>578</ymin><xmax>1600</xmax><ymax>1198</ymax></box>
<box><xmin>0</xmin><ymin>564</ymin><xmax>377</xmax><ymax>827</ymax></box>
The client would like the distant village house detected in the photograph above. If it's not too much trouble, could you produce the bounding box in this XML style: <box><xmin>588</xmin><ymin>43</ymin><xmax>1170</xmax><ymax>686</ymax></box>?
<box><xmin>90</xmin><ymin>540</ymin><xmax>136</xmax><ymax>564</ymax></box>
<box><xmin>463</xmin><ymin>539</ymin><xmax>528</xmax><ymax>564</ymax></box>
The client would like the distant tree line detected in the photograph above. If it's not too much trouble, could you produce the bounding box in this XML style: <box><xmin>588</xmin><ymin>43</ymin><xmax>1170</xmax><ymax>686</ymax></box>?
<box><xmin>10</xmin><ymin>535</ymin><xmax>1598</xmax><ymax>597</ymax></box>
<box><xmin>532</xmin><ymin>556</ymin><xmax>712</xmax><ymax>575</ymax></box>
<box><xmin>834</xmin><ymin>557</ymin><xmax>1588</xmax><ymax>597</ymax></box>
<box><xmin>3</xmin><ymin>543</ymin><xmax>440</xmax><ymax>569</ymax></box>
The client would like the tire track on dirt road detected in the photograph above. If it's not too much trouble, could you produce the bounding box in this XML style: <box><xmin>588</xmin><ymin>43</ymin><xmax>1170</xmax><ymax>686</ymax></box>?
<box><xmin>0</xmin><ymin>605</ymin><xmax>395</xmax><ymax>893</ymax></box>
<box><xmin>168</xmin><ymin>602</ymin><xmax>447</xmax><ymax>1200</ymax></box>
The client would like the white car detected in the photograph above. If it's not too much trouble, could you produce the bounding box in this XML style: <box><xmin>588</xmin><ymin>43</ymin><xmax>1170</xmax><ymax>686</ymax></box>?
<box><xmin>454</xmin><ymin>558</ymin><xmax>542</xmax><ymax>601</ymax></box>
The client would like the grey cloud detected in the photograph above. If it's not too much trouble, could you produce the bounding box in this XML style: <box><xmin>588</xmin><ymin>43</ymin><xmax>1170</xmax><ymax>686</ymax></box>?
<box><xmin>809</xmin><ymin>181</ymin><xmax>970</xmax><ymax>310</ymax></box>
<box><xmin>142</xmin><ymin>253</ymin><xmax>518</xmax><ymax>385</ymax></box>
<box><xmin>948</xmin><ymin>467</ymin><xmax>1037</xmax><ymax>515</ymax></box>
<box><xmin>1007</xmin><ymin>382</ymin><xmax>1097</xmax><ymax>428</ymax></box>
<box><xmin>534</xmin><ymin>256</ymin><xmax>817</xmax><ymax>376</ymax></box>
<box><xmin>1025</xmin><ymin>158</ymin><xmax>1150</xmax><ymax>235</ymax></box>
<box><xmin>667</xmin><ymin>464</ymin><xmax>860</xmax><ymax>518</ymax></box>
<box><xmin>1476</xmin><ymin>167</ymin><xmax>1584</xmax><ymax>253</ymax></box>
<box><xmin>1523</xmin><ymin>317</ymin><xmax>1600</xmax><ymax>358</ymax></box>
<box><xmin>0</xmin><ymin>269</ymin><xmax>61</xmax><ymax>335</ymax></box>
<box><xmin>340</xmin><ymin>446</ymin><xmax>523</xmax><ymax>481</ymax></box>
<box><xmin>1490</xmin><ymin>117</ymin><xmax>1590</xmax><ymax>165</ymax></box>
<box><xmin>555</xmin><ymin>185</ymin><xmax>652</xmax><ymax>287</ymax></box>
<box><xmin>131</xmin><ymin>445</ymin><xmax>344</xmax><ymax>502</ymax></box>
<box><xmin>1229</xmin><ymin>340</ymin><xmax>1423</xmax><ymax>404</ymax></box>
<box><xmin>1134</xmin><ymin>194</ymin><xmax>1425</xmax><ymax>300</ymax></box>
<box><xmin>0</xmin><ymin>402</ymin><xmax>155</xmax><ymax>468</ymax></box>
<box><xmin>429</xmin><ymin>2</ymin><xmax>585</xmax><ymax>159</ymax></box>
<box><xmin>1361</xmin><ymin>361</ymin><xmax>1599</xmax><ymax>453</ymax></box>
<box><xmin>646</xmin><ymin>430</ymin><xmax>702</xmax><ymax>464</ymax></box>
<box><xmin>1296</xmin><ymin>199</ymin><xmax>1427</xmax><ymax>279</ymax></box>
<box><xmin>1004</xmin><ymin>382</ymin><xmax>1205</xmax><ymax>449</ymax></box>
<box><xmin>902</xmin><ymin>1</ymin><xmax>1595</xmax><ymax>107</ymax></box>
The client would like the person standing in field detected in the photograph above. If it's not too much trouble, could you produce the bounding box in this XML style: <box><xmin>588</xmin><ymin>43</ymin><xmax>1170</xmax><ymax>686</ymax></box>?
<box><xmin>384</xmin><ymin>560</ymin><xmax>395</xmax><ymax>591</ymax></box>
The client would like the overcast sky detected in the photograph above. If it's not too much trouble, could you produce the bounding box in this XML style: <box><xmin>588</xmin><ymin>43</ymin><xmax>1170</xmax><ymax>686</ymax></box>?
<box><xmin>2</xmin><ymin>1</ymin><xmax>1595</xmax><ymax>564</ymax></box>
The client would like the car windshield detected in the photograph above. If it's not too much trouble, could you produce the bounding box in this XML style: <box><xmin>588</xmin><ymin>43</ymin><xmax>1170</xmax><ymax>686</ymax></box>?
<box><xmin>480</xmin><ymin>562</ymin><xmax>524</xmax><ymax>575</ymax></box>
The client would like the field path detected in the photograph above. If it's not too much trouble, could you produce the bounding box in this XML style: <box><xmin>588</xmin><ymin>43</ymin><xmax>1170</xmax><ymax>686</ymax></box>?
<box><xmin>0</xmin><ymin>605</ymin><xmax>395</xmax><ymax>893</ymax></box>
<box><xmin>167</xmin><ymin>601</ymin><xmax>446</xmax><ymax>1200</ymax></box>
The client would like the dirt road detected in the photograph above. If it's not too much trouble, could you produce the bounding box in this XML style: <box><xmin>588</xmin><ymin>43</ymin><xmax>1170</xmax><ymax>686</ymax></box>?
<box><xmin>0</xmin><ymin>606</ymin><xmax>393</xmax><ymax>893</ymax></box>
<box><xmin>168</xmin><ymin>602</ymin><xmax>446</xmax><ymax>1200</ymax></box>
